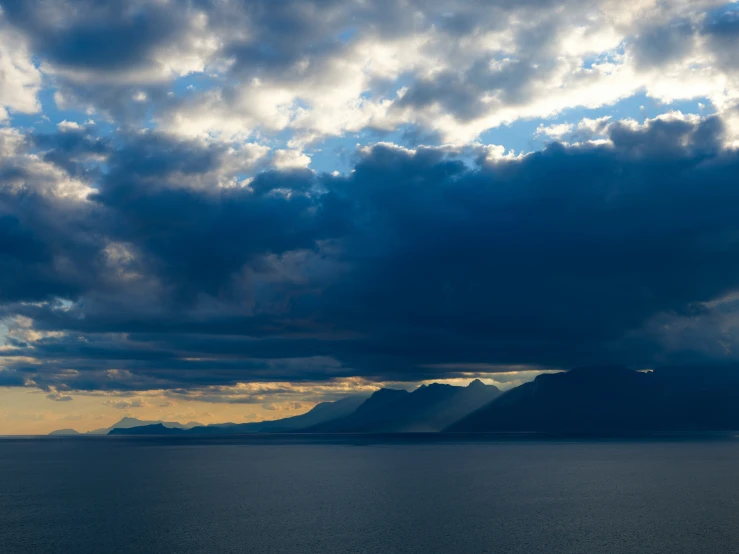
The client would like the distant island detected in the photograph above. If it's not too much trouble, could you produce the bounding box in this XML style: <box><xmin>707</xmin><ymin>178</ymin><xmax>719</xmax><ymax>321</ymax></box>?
<box><xmin>109</xmin><ymin>423</ymin><xmax>186</xmax><ymax>435</ymax></box>
<box><xmin>50</xmin><ymin>366</ymin><xmax>739</xmax><ymax>437</ymax></box>
<box><xmin>49</xmin><ymin>417</ymin><xmax>203</xmax><ymax>436</ymax></box>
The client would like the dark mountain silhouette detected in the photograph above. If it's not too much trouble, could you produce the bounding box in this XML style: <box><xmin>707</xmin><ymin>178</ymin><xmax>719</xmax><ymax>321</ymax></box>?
<box><xmin>304</xmin><ymin>388</ymin><xmax>410</xmax><ymax>432</ymax></box>
<box><xmin>50</xmin><ymin>417</ymin><xmax>203</xmax><ymax>436</ymax></box>
<box><xmin>109</xmin><ymin>423</ymin><xmax>184</xmax><ymax>435</ymax></box>
<box><xmin>305</xmin><ymin>380</ymin><xmax>501</xmax><ymax>433</ymax></box>
<box><xmin>73</xmin><ymin>367</ymin><xmax>739</xmax><ymax>437</ymax></box>
<box><xmin>185</xmin><ymin>394</ymin><xmax>370</xmax><ymax>434</ymax></box>
<box><xmin>109</xmin><ymin>381</ymin><xmax>501</xmax><ymax>435</ymax></box>
<box><xmin>448</xmin><ymin>366</ymin><xmax>739</xmax><ymax>433</ymax></box>
<box><xmin>108</xmin><ymin>395</ymin><xmax>370</xmax><ymax>435</ymax></box>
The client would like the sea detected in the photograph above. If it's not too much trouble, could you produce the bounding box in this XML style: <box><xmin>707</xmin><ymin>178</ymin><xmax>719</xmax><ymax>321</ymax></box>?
<box><xmin>1</xmin><ymin>434</ymin><xmax>739</xmax><ymax>554</ymax></box>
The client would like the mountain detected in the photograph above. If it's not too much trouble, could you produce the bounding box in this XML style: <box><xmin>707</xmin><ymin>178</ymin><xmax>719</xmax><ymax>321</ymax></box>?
<box><xmin>109</xmin><ymin>424</ymin><xmax>184</xmax><ymax>436</ymax></box>
<box><xmin>90</xmin><ymin>417</ymin><xmax>203</xmax><ymax>434</ymax></box>
<box><xmin>48</xmin><ymin>368</ymin><xmax>739</xmax><ymax>437</ymax></box>
<box><xmin>304</xmin><ymin>388</ymin><xmax>410</xmax><ymax>432</ymax></box>
<box><xmin>185</xmin><ymin>394</ymin><xmax>371</xmax><ymax>434</ymax></box>
<box><xmin>306</xmin><ymin>380</ymin><xmax>501</xmax><ymax>433</ymax></box>
<box><xmin>109</xmin><ymin>394</ymin><xmax>370</xmax><ymax>435</ymax></box>
<box><xmin>448</xmin><ymin>366</ymin><xmax>739</xmax><ymax>433</ymax></box>
<box><xmin>49</xmin><ymin>417</ymin><xmax>203</xmax><ymax>436</ymax></box>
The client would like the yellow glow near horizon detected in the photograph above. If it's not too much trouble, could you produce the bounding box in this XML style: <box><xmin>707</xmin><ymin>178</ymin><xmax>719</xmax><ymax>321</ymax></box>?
<box><xmin>0</xmin><ymin>371</ymin><xmax>548</xmax><ymax>435</ymax></box>
<box><xmin>0</xmin><ymin>388</ymin><xmax>304</xmax><ymax>435</ymax></box>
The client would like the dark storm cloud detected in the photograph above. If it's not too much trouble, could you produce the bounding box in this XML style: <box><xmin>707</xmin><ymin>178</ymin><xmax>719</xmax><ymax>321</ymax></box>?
<box><xmin>0</xmin><ymin>179</ymin><xmax>101</xmax><ymax>303</ymax></box>
<box><xmin>396</xmin><ymin>72</ymin><xmax>489</xmax><ymax>121</ymax></box>
<box><xmin>703</xmin><ymin>8</ymin><xmax>739</xmax><ymax>70</ymax></box>
<box><xmin>0</xmin><ymin>369</ymin><xmax>25</xmax><ymax>387</ymax></box>
<box><xmin>628</xmin><ymin>8</ymin><xmax>739</xmax><ymax>73</ymax></box>
<box><xmin>1</xmin><ymin>127</ymin><xmax>347</xmax><ymax>306</ymax></box>
<box><xmin>0</xmin><ymin>0</ymin><xmax>185</xmax><ymax>73</ymax></box>
<box><xmin>0</xmin><ymin>0</ymin><xmax>204</xmax><ymax>122</ymax></box>
<box><xmin>4</xmin><ymin>116</ymin><xmax>739</xmax><ymax>390</ymax></box>
<box><xmin>220</xmin><ymin>0</ymin><xmax>350</xmax><ymax>79</ymax></box>
<box><xmin>31</xmin><ymin>126</ymin><xmax>111</xmax><ymax>179</ymax></box>
<box><xmin>95</xmin><ymin>135</ymin><xmax>346</xmax><ymax>299</ymax></box>
<box><xmin>630</xmin><ymin>21</ymin><xmax>696</xmax><ymax>69</ymax></box>
<box><xmin>305</xmin><ymin>117</ymin><xmax>735</xmax><ymax>376</ymax></box>
<box><xmin>397</xmin><ymin>58</ymin><xmax>553</xmax><ymax>120</ymax></box>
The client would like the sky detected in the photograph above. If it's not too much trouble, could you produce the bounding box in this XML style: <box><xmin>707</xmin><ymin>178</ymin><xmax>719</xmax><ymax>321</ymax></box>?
<box><xmin>3</xmin><ymin>0</ymin><xmax>739</xmax><ymax>433</ymax></box>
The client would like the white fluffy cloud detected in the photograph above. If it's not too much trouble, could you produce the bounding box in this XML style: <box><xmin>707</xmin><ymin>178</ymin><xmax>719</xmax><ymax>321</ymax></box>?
<box><xmin>161</xmin><ymin>1</ymin><xmax>739</xmax><ymax>146</ymax></box>
<box><xmin>0</xmin><ymin>12</ymin><xmax>42</xmax><ymax>120</ymax></box>
<box><xmin>5</xmin><ymin>0</ymin><xmax>737</xmax><ymax>149</ymax></box>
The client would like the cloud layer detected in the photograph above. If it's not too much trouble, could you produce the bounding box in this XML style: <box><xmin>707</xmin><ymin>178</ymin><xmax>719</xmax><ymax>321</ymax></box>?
<box><xmin>2</xmin><ymin>1</ymin><xmax>739</xmax><ymax>401</ymax></box>
<box><xmin>3</xmin><ymin>114</ymin><xmax>739</xmax><ymax>393</ymax></box>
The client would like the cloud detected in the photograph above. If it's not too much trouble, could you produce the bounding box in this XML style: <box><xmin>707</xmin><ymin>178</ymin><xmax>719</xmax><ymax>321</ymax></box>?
<box><xmin>262</xmin><ymin>401</ymin><xmax>309</xmax><ymax>412</ymax></box>
<box><xmin>3</xmin><ymin>1</ymin><xmax>739</xmax><ymax>401</ymax></box>
<box><xmin>0</xmin><ymin>14</ymin><xmax>42</xmax><ymax>118</ymax></box>
<box><xmin>162</xmin><ymin>377</ymin><xmax>381</xmax><ymax>405</ymax></box>
<box><xmin>1</xmin><ymin>0</ymin><xmax>214</xmax><ymax>81</ymax></box>
<box><xmin>0</xmin><ymin>114</ymin><xmax>738</xmax><ymax>393</ymax></box>
<box><xmin>57</xmin><ymin>120</ymin><xmax>84</xmax><ymax>132</ymax></box>
<box><xmin>535</xmin><ymin>116</ymin><xmax>612</xmax><ymax>143</ymax></box>
<box><xmin>46</xmin><ymin>390</ymin><xmax>73</xmax><ymax>402</ymax></box>
<box><xmin>631</xmin><ymin>20</ymin><xmax>696</xmax><ymax>70</ymax></box>
<box><xmin>272</xmin><ymin>149</ymin><xmax>312</xmax><ymax>170</ymax></box>
<box><xmin>3</xmin><ymin>0</ymin><xmax>736</xmax><ymax>145</ymax></box>
<box><xmin>102</xmin><ymin>398</ymin><xmax>149</xmax><ymax>410</ymax></box>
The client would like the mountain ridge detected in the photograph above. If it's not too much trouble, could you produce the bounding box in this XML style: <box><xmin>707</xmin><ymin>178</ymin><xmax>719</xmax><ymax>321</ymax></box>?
<box><xmin>303</xmin><ymin>379</ymin><xmax>501</xmax><ymax>433</ymax></box>
<box><xmin>107</xmin><ymin>380</ymin><xmax>502</xmax><ymax>435</ymax></box>
<box><xmin>49</xmin><ymin>417</ymin><xmax>203</xmax><ymax>436</ymax></box>
<box><xmin>52</xmin><ymin>368</ymin><xmax>739</xmax><ymax>437</ymax></box>
<box><xmin>448</xmin><ymin>366</ymin><xmax>739</xmax><ymax>433</ymax></box>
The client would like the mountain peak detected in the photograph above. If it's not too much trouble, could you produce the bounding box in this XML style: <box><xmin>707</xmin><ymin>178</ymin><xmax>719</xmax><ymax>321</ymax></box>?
<box><xmin>370</xmin><ymin>388</ymin><xmax>409</xmax><ymax>399</ymax></box>
<box><xmin>49</xmin><ymin>428</ymin><xmax>80</xmax><ymax>436</ymax></box>
<box><xmin>117</xmin><ymin>416</ymin><xmax>145</xmax><ymax>425</ymax></box>
<box><xmin>467</xmin><ymin>379</ymin><xmax>486</xmax><ymax>388</ymax></box>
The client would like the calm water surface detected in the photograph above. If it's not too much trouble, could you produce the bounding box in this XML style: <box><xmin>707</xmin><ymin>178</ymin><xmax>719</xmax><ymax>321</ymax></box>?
<box><xmin>1</xmin><ymin>435</ymin><xmax>739</xmax><ymax>553</ymax></box>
